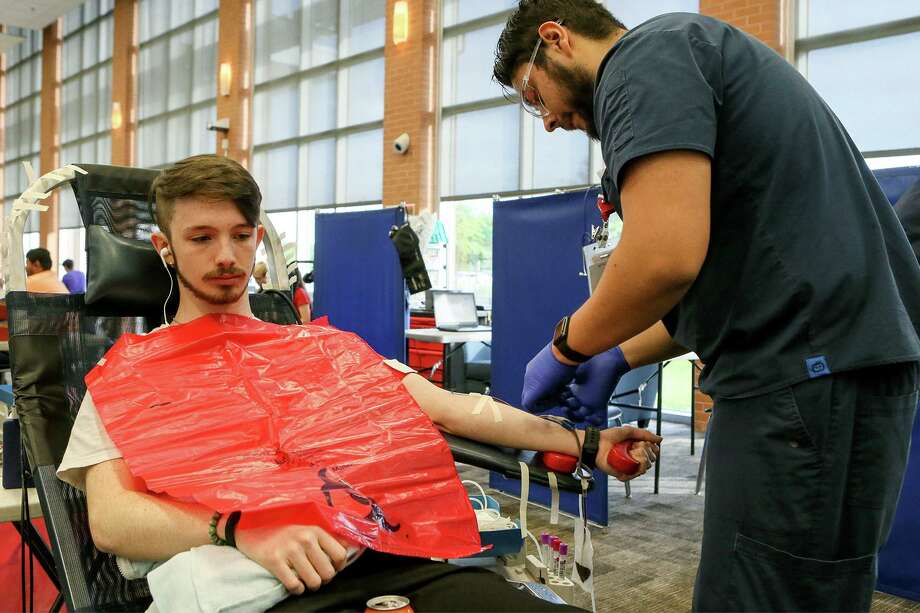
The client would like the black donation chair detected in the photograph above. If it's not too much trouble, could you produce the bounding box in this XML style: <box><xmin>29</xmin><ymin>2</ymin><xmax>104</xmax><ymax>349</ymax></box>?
<box><xmin>7</xmin><ymin>164</ymin><xmax>591</xmax><ymax>612</ymax></box>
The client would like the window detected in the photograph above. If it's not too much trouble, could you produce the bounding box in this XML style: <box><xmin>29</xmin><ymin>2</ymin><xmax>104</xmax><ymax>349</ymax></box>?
<box><xmin>252</xmin><ymin>0</ymin><xmax>386</xmax><ymax>212</ymax></box>
<box><xmin>439</xmin><ymin>198</ymin><xmax>494</xmax><ymax>307</ymax></box>
<box><xmin>439</xmin><ymin>0</ymin><xmax>699</xmax><ymax>200</ymax></box>
<box><xmin>795</xmin><ymin>0</ymin><xmax>920</xmax><ymax>157</ymax></box>
<box><xmin>1</xmin><ymin>27</ymin><xmax>43</xmax><ymax>252</ymax></box>
<box><xmin>59</xmin><ymin>0</ymin><xmax>116</xmax><ymax>272</ymax></box>
<box><xmin>137</xmin><ymin>0</ymin><xmax>218</xmax><ymax>169</ymax></box>
<box><xmin>438</xmin><ymin>1</ymin><xmax>699</xmax><ymax>301</ymax></box>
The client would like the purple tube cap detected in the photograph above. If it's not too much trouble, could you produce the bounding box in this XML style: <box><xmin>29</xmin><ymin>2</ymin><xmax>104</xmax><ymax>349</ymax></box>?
<box><xmin>541</xmin><ymin>533</ymin><xmax>550</xmax><ymax>544</ymax></box>
<box><xmin>559</xmin><ymin>543</ymin><xmax>568</xmax><ymax>555</ymax></box>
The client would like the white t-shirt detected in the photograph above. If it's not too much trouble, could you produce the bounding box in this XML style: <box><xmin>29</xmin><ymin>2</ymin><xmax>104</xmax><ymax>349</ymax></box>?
<box><xmin>57</xmin><ymin>390</ymin><xmax>122</xmax><ymax>491</ymax></box>
<box><xmin>56</xmin><ymin>323</ymin><xmax>173</xmax><ymax>490</ymax></box>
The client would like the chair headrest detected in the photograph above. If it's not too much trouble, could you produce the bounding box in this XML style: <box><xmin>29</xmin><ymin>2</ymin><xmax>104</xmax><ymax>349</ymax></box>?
<box><xmin>84</xmin><ymin>224</ymin><xmax>176</xmax><ymax>317</ymax></box>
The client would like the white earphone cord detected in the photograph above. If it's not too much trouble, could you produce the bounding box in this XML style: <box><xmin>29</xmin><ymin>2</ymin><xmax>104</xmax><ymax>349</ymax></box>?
<box><xmin>159</xmin><ymin>248</ymin><xmax>174</xmax><ymax>325</ymax></box>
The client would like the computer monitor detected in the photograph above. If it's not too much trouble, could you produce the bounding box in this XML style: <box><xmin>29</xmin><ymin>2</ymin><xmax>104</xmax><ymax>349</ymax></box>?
<box><xmin>432</xmin><ymin>291</ymin><xmax>479</xmax><ymax>330</ymax></box>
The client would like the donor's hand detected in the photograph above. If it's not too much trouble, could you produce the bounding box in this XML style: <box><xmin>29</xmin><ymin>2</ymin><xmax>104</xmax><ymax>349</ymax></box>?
<box><xmin>235</xmin><ymin>508</ymin><xmax>351</xmax><ymax>595</ymax></box>
<box><xmin>597</xmin><ymin>426</ymin><xmax>662</xmax><ymax>481</ymax></box>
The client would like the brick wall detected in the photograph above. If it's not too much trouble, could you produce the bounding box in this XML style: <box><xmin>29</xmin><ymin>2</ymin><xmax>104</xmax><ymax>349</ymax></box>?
<box><xmin>216</xmin><ymin>0</ymin><xmax>253</xmax><ymax>167</ymax></box>
<box><xmin>383</xmin><ymin>0</ymin><xmax>440</xmax><ymax>212</ymax></box>
<box><xmin>700</xmin><ymin>0</ymin><xmax>782</xmax><ymax>52</ymax></box>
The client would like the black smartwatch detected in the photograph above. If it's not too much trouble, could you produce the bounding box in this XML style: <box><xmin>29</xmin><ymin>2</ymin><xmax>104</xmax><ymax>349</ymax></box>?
<box><xmin>580</xmin><ymin>426</ymin><xmax>601</xmax><ymax>469</ymax></box>
<box><xmin>552</xmin><ymin>315</ymin><xmax>591</xmax><ymax>364</ymax></box>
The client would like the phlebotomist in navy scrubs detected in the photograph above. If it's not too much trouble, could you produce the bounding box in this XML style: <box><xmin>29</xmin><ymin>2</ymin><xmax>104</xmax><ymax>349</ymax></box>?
<box><xmin>493</xmin><ymin>1</ymin><xmax>920</xmax><ymax>610</ymax></box>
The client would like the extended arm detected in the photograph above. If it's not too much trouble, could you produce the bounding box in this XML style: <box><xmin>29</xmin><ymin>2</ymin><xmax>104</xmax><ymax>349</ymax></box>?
<box><xmin>402</xmin><ymin>374</ymin><xmax>660</xmax><ymax>477</ymax></box>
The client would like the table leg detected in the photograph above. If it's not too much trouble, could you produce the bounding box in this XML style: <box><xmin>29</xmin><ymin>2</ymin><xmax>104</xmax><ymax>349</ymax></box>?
<box><xmin>690</xmin><ymin>361</ymin><xmax>696</xmax><ymax>456</ymax></box>
<box><xmin>655</xmin><ymin>362</ymin><xmax>662</xmax><ymax>495</ymax></box>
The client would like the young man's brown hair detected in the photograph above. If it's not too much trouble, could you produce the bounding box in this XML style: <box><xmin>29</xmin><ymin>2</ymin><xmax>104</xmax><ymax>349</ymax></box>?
<box><xmin>149</xmin><ymin>155</ymin><xmax>262</xmax><ymax>237</ymax></box>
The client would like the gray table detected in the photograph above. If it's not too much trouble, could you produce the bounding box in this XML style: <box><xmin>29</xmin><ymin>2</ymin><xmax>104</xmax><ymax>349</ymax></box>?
<box><xmin>405</xmin><ymin>328</ymin><xmax>491</xmax><ymax>390</ymax></box>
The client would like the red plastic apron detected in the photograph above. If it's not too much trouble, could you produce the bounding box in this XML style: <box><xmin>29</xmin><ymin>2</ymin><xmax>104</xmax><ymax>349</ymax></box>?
<box><xmin>86</xmin><ymin>314</ymin><xmax>482</xmax><ymax>559</ymax></box>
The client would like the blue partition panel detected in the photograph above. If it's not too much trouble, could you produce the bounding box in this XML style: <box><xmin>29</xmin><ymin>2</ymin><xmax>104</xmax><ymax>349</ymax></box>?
<box><xmin>490</xmin><ymin>190</ymin><xmax>609</xmax><ymax>525</ymax></box>
<box><xmin>876</xmin><ymin>164</ymin><xmax>920</xmax><ymax>602</ymax></box>
<box><xmin>313</xmin><ymin>208</ymin><xmax>407</xmax><ymax>361</ymax></box>
<box><xmin>874</xmin><ymin>166</ymin><xmax>920</xmax><ymax>205</ymax></box>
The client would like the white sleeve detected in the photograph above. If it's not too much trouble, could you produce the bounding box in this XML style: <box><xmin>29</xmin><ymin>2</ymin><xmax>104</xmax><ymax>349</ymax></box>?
<box><xmin>57</xmin><ymin>391</ymin><xmax>123</xmax><ymax>491</ymax></box>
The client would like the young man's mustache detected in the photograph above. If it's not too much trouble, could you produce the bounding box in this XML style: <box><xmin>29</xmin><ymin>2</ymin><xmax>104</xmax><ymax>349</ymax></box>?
<box><xmin>203</xmin><ymin>267</ymin><xmax>247</xmax><ymax>279</ymax></box>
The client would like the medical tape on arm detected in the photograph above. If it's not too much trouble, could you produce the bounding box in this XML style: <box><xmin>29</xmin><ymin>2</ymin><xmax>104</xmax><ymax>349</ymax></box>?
<box><xmin>518</xmin><ymin>461</ymin><xmax>530</xmax><ymax>539</ymax></box>
<box><xmin>547</xmin><ymin>471</ymin><xmax>560</xmax><ymax>525</ymax></box>
<box><xmin>383</xmin><ymin>359</ymin><xmax>417</xmax><ymax>375</ymax></box>
<box><xmin>470</xmin><ymin>393</ymin><xmax>502</xmax><ymax>423</ymax></box>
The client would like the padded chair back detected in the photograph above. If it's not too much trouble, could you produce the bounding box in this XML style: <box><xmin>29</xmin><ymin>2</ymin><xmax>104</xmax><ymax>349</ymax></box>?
<box><xmin>9</xmin><ymin>164</ymin><xmax>297</xmax><ymax>612</ymax></box>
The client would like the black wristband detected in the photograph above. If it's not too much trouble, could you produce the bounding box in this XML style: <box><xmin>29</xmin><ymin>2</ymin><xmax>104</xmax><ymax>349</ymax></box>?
<box><xmin>552</xmin><ymin>315</ymin><xmax>592</xmax><ymax>364</ymax></box>
<box><xmin>225</xmin><ymin>511</ymin><xmax>242</xmax><ymax>548</ymax></box>
<box><xmin>580</xmin><ymin>426</ymin><xmax>601</xmax><ymax>469</ymax></box>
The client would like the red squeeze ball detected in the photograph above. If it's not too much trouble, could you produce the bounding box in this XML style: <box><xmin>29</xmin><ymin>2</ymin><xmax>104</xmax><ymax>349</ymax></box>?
<box><xmin>541</xmin><ymin>452</ymin><xmax>578</xmax><ymax>474</ymax></box>
<box><xmin>541</xmin><ymin>440</ymin><xmax>640</xmax><ymax>475</ymax></box>
<box><xmin>607</xmin><ymin>440</ymin><xmax>640</xmax><ymax>475</ymax></box>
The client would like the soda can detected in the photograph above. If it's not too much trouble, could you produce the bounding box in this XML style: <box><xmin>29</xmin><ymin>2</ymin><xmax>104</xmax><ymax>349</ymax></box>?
<box><xmin>365</xmin><ymin>595</ymin><xmax>414</xmax><ymax>613</ymax></box>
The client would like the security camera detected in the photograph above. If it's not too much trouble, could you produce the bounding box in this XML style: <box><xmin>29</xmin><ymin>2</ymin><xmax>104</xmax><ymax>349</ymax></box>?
<box><xmin>207</xmin><ymin>118</ymin><xmax>230</xmax><ymax>133</ymax></box>
<box><xmin>393</xmin><ymin>132</ymin><xmax>410</xmax><ymax>155</ymax></box>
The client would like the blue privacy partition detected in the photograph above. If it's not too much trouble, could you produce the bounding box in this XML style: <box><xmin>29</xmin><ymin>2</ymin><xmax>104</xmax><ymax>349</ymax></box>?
<box><xmin>490</xmin><ymin>189</ymin><xmax>609</xmax><ymax>525</ymax></box>
<box><xmin>313</xmin><ymin>207</ymin><xmax>407</xmax><ymax>361</ymax></box>
<box><xmin>874</xmin><ymin>165</ymin><xmax>920</xmax><ymax>205</ymax></box>
<box><xmin>876</xmin><ymin>166</ymin><xmax>920</xmax><ymax>603</ymax></box>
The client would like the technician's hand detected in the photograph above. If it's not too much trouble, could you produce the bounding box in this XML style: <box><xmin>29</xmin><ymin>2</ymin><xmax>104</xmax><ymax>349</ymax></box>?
<box><xmin>235</xmin><ymin>509</ymin><xmax>350</xmax><ymax>595</ymax></box>
<box><xmin>596</xmin><ymin>426</ymin><xmax>662</xmax><ymax>482</ymax></box>
<box><xmin>558</xmin><ymin>346</ymin><xmax>632</xmax><ymax>426</ymax></box>
<box><xmin>521</xmin><ymin>342</ymin><xmax>578</xmax><ymax>412</ymax></box>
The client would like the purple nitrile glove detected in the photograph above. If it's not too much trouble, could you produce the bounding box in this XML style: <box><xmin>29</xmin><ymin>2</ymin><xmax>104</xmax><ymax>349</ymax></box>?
<box><xmin>563</xmin><ymin>346</ymin><xmax>631</xmax><ymax>424</ymax></box>
<box><xmin>521</xmin><ymin>342</ymin><xmax>578</xmax><ymax>412</ymax></box>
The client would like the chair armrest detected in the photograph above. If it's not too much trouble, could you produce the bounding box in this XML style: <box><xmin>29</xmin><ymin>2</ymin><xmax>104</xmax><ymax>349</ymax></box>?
<box><xmin>442</xmin><ymin>433</ymin><xmax>592</xmax><ymax>494</ymax></box>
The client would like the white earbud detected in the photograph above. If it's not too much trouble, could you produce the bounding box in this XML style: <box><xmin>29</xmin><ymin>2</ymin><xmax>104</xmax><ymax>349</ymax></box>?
<box><xmin>158</xmin><ymin>245</ymin><xmax>174</xmax><ymax>325</ymax></box>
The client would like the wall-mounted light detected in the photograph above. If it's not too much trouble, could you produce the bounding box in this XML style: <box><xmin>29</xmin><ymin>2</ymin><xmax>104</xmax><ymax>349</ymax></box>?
<box><xmin>219</xmin><ymin>62</ymin><xmax>232</xmax><ymax>96</ymax></box>
<box><xmin>393</xmin><ymin>1</ymin><xmax>409</xmax><ymax>45</ymax></box>
<box><xmin>112</xmin><ymin>101</ymin><xmax>123</xmax><ymax>130</ymax></box>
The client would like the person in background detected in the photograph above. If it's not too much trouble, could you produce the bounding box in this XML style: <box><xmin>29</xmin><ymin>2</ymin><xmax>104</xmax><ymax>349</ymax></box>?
<box><xmin>253</xmin><ymin>261</ymin><xmax>268</xmax><ymax>292</ymax></box>
<box><xmin>293</xmin><ymin>270</ymin><xmax>311</xmax><ymax>323</ymax></box>
<box><xmin>895</xmin><ymin>178</ymin><xmax>920</xmax><ymax>264</ymax></box>
<box><xmin>62</xmin><ymin>259</ymin><xmax>87</xmax><ymax>294</ymax></box>
<box><xmin>25</xmin><ymin>248</ymin><xmax>68</xmax><ymax>294</ymax></box>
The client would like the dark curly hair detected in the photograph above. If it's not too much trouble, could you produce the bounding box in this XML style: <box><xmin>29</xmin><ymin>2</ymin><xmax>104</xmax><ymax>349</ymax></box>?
<box><xmin>493</xmin><ymin>0</ymin><xmax>625</xmax><ymax>92</ymax></box>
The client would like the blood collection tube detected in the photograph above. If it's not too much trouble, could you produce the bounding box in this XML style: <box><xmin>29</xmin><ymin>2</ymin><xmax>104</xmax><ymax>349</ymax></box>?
<box><xmin>558</xmin><ymin>543</ymin><xmax>568</xmax><ymax>579</ymax></box>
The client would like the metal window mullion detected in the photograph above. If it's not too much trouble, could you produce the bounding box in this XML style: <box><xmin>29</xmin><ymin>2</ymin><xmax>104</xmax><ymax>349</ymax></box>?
<box><xmin>252</xmin><ymin>47</ymin><xmax>384</xmax><ymax>91</ymax></box>
<box><xmin>61</xmin><ymin>59</ymin><xmax>112</xmax><ymax>86</ymax></box>
<box><xmin>61</xmin><ymin>130</ymin><xmax>111</xmax><ymax>151</ymax></box>
<box><xmin>440</xmin><ymin>183</ymin><xmax>598</xmax><ymax>204</ymax></box>
<box><xmin>442</xmin><ymin>11</ymin><xmax>514</xmax><ymax>38</ymax></box>
<box><xmin>137</xmin><ymin>98</ymin><xmax>218</xmax><ymax>128</ymax></box>
<box><xmin>62</xmin><ymin>10</ymin><xmax>114</xmax><ymax>45</ymax></box>
<box><xmin>251</xmin><ymin>119</ymin><xmax>384</xmax><ymax>154</ymax></box>
<box><xmin>795</xmin><ymin>15</ymin><xmax>920</xmax><ymax>52</ymax></box>
<box><xmin>441</xmin><ymin>96</ymin><xmax>513</xmax><ymax>118</ymax></box>
<box><xmin>861</xmin><ymin>147</ymin><xmax>920</xmax><ymax>159</ymax></box>
<box><xmin>139</xmin><ymin>9</ymin><xmax>218</xmax><ymax>49</ymax></box>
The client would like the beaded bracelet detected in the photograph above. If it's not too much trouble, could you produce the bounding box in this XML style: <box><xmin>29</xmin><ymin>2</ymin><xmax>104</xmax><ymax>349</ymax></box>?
<box><xmin>208</xmin><ymin>511</ymin><xmax>227</xmax><ymax>546</ymax></box>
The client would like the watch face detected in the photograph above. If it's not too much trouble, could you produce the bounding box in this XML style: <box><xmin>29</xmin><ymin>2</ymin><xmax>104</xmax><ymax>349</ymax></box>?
<box><xmin>553</xmin><ymin>316</ymin><xmax>568</xmax><ymax>344</ymax></box>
